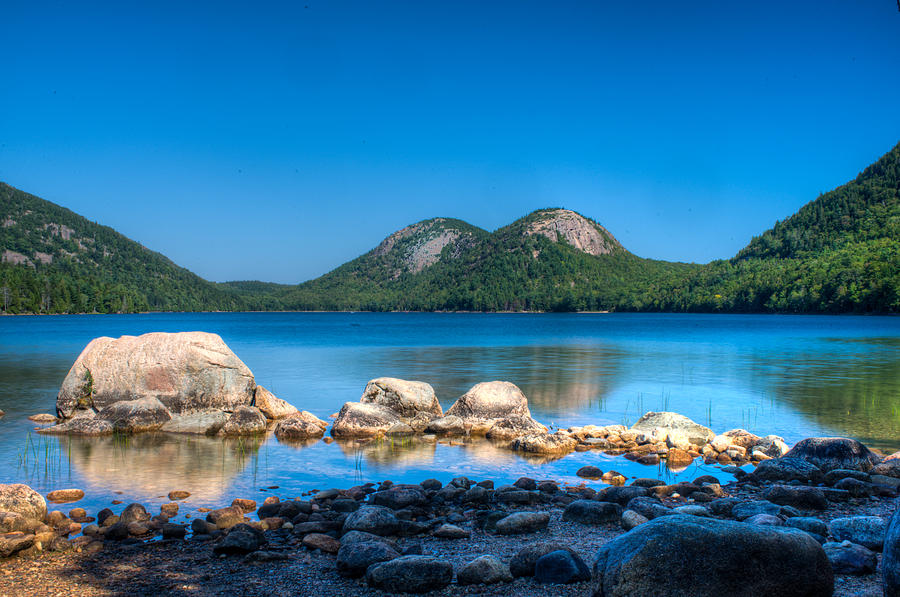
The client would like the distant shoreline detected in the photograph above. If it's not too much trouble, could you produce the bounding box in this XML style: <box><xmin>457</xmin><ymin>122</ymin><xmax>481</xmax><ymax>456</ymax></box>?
<box><xmin>2</xmin><ymin>309</ymin><xmax>897</xmax><ymax>317</ymax></box>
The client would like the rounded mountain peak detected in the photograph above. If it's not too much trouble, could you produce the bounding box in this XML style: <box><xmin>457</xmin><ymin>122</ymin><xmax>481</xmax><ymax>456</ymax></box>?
<box><xmin>524</xmin><ymin>208</ymin><xmax>624</xmax><ymax>256</ymax></box>
<box><xmin>372</xmin><ymin>217</ymin><xmax>485</xmax><ymax>275</ymax></box>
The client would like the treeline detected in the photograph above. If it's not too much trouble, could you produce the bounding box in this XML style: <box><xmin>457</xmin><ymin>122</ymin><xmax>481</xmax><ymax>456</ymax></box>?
<box><xmin>0</xmin><ymin>183</ymin><xmax>248</xmax><ymax>314</ymax></box>
<box><xmin>2</xmin><ymin>141</ymin><xmax>898</xmax><ymax>315</ymax></box>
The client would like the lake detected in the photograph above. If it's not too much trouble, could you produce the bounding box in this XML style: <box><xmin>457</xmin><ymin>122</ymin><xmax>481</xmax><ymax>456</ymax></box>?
<box><xmin>1</xmin><ymin>312</ymin><xmax>898</xmax><ymax>519</ymax></box>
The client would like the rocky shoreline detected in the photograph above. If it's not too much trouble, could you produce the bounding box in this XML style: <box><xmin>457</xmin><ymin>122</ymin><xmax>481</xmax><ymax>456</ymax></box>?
<box><xmin>1</xmin><ymin>433</ymin><xmax>899</xmax><ymax>596</ymax></box>
<box><xmin>4</xmin><ymin>331</ymin><xmax>900</xmax><ymax>595</ymax></box>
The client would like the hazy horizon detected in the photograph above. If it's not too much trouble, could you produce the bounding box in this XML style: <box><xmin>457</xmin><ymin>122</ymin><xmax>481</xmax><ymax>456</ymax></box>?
<box><xmin>2</xmin><ymin>1</ymin><xmax>899</xmax><ymax>284</ymax></box>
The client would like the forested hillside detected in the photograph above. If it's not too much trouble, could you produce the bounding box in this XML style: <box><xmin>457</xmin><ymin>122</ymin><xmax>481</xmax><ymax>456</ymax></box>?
<box><xmin>270</xmin><ymin>209</ymin><xmax>696</xmax><ymax>311</ymax></box>
<box><xmin>643</xmin><ymin>142</ymin><xmax>900</xmax><ymax>313</ymax></box>
<box><xmin>2</xmin><ymin>141</ymin><xmax>897</xmax><ymax>314</ymax></box>
<box><xmin>0</xmin><ymin>183</ymin><xmax>248</xmax><ymax>313</ymax></box>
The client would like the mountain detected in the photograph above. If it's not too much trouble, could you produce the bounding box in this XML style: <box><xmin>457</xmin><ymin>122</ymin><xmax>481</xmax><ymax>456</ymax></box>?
<box><xmin>2</xmin><ymin>141</ymin><xmax>897</xmax><ymax>314</ymax></box>
<box><xmin>268</xmin><ymin>208</ymin><xmax>694</xmax><ymax>311</ymax></box>
<box><xmin>649</xmin><ymin>142</ymin><xmax>900</xmax><ymax>313</ymax></box>
<box><xmin>0</xmin><ymin>182</ymin><xmax>247</xmax><ymax>313</ymax></box>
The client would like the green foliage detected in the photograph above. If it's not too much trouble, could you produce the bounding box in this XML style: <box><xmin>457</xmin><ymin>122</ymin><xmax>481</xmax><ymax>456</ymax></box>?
<box><xmin>77</xmin><ymin>367</ymin><xmax>94</xmax><ymax>410</ymax></box>
<box><xmin>0</xmin><ymin>182</ymin><xmax>248</xmax><ymax>313</ymax></box>
<box><xmin>1</xmin><ymin>141</ymin><xmax>898</xmax><ymax>314</ymax></box>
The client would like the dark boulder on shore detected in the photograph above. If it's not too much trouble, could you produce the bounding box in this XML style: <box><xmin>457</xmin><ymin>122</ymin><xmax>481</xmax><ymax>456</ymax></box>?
<box><xmin>749</xmin><ymin>457</ymin><xmax>823</xmax><ymax>484</ymax></box>
<box><xmin>457</xmin><ymin>555</ymin><xmax>513</xmax><ymax>585</ymax></box>
<box><xmin>591</xmin><ymin>515</ymin><xmax>833</xmax><ymax>597</ymax></box>
<box><xmin>336</xmin><ymin>540</ymin><xmax>401</xmax><ymax>578</ymax></box>
<box><xmin>535</xmin><ymin>549</ymin><xmax>591</xmax><ymax>584</ymax></box>
<box><xmin>510</xmin><ymin>541</ymin><xmax>580</xmax><ymax>577</ymax></box>
<box><xmin>342</xmin><ymin>505</ymin><xmax>401</xmax><ymax>536</ymax></box>
<box><xmin>365</xmin><ymin>555</ymin><xmax>453</xmax><ymax>593</ymax></box>
<box><xmin>563</xmin><ymin>500</ymin><xmax>622</xmax><ymax>525</ymax></box>
<box><xmin>783</xmin><ymin>437</ymin><xmax>881</xmax><ymax>473</ymax></box>
<box><xmin>885</xmin><ymin>504</ymin><xmax>900</xmax><ymax>597</ymax></box>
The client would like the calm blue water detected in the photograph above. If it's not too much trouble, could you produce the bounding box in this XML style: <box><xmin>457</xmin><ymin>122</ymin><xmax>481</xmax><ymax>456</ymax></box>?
<box><xmin>1</xmin><ymin>313</ymin><xmax>898</xmax><ymax>519</ymax></box>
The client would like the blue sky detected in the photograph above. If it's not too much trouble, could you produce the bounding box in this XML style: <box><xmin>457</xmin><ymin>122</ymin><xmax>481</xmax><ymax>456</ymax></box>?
<box><xmin>2</xmin><ymin>1</ymin><xmax>899</xmax><ymax>283</ymax></box>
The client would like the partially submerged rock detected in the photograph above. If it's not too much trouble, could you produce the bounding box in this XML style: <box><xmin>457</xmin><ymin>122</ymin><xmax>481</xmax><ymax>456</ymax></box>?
<box><xmin>253</xmin><ymin>386</ymin><xmax>299</xmax><ymax>419</ymax></box>
<box><xmin>274</xmin><ymin>411</ymin><xmax>328</xmax><ymax>441</ymax></box>
<box><xmin>56</xmin><ymin>332</ymin><xmax>255</xmax><ymax>417</ymax></box>
<box><xmin>332</xmin><ymin>378</ymin><xmax>447</xmax><ymax>438</ymax></box>
<box><xmin>631</xmin><ymin>412</ymin><xmax>715</xmax><ymax>446</ymax></box>
<box><xmin>160</xmin><ymin>410</ymin><xmax>228</xmax><ymax>435</ymax></box>
<box><xmin>360</xmin><ymin>378</ymin><xmax>442</xmax><ymax>419</ymax></box>
<box><xmin>446</xmin><ymin>381</ymin><xmax>533</xmax><ymax>434</ymax></box>
<box><xmin>783</xmin><ymin>437</ymin><xmax>881</xmax><ymax>472</ymax></box>
<box><xmin>510</xmin><ymin>431</ymin><xmax>577</xmax><ymax>455</ymax></box>
<box><xmin>45</xmin><ymin>332</ymin><xmax>297</xmax><ymax>437</ymax></box>
<box><xmin>219</xmin><ymin>406</ymin><xmax>268</xmax><ymax>436</ymax></box>
<box><xmin>332</xmin><ymin>403</ymin><xmax>405</xmax><ymax>438</ymax></box>
<box><xmin>97</xmin><ymin>397</ymin><xmax>172</xmax><ymax>433</ymax></box>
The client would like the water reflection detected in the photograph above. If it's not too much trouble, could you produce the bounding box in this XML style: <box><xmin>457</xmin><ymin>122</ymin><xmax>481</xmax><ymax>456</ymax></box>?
<box><xmin>3</xmin><ymin>313</ymin><xmax>900</xmax><ymax>518</ymax></box>
<box><xmin>762</xmin><ymin>337</ymin><xmax>900</xmax><ymax>451</ymax></box>
<box><xmin>62</xmin><ymin>433</ymin><xmax>264</xmax><ymax>503</ymax></box>
<box><xmin>359</xmin><ymin>345</ymin><xmax>628</xmax><ymax>417</ymax></box>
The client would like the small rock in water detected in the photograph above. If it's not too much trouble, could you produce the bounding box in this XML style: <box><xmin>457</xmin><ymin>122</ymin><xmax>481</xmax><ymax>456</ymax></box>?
<box><xmin>231</xmin><ymin>498</ymin><xmax>257</xmax><ymax>512</ymax></box>
<box><xmin>601</xmin><ymin>471</ymin><xmax>626</xmax><ymax>485</ymax></box>
<box><xmin>160</xmin><ymin>503</ymin><xmax>179</xmax><ymax>517</ymax></box>
<box><xmin>576</xmin><ymin>465</ymin><xmax>603</xmax><ymax>479</ymax></box>
<box><xmin>119</xmin><ymin>503</ymin><xmax>150</xmax><ymax>525</ymax></box>
<box><xmin>47</xmin><ymin>489</ymin><xmax>84</xmax><ymax>503</ymax></box>
<box><xmin>457</xmin><ymin>555</ymin><xmax>513</xmax><ymax>585</ymax></box>
<box><xmin>206</xmin><ymin>506</ymin><xmax>245</xmax><ymax>530</ymax></box>
<box><xmin>168</xmin><ymin>491</ymin><xmax>191</xmax><ymax>501</ymax></box>
<box><xmin>28</xmin><ymin>414</ymin><xmax>58</xmax><ymax>424</ymax></box>
<box><xmin>513</xmin><ymin>477</ymin><xmax>537</xmax><ymax>490</ymax></box>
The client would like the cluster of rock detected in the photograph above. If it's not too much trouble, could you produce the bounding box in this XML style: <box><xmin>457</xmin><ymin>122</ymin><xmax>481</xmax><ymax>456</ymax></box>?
<box><xmin>327</xmin><ymin>379</ymin><xmax>791</xmax><ymax>469</ymax></box>
<box><xmin>4</xmin><ymin>436</ymin><xmax>899</xmax><ymax>595</ymax></box>
<box><xmin>37</xmin><ymin>332</ymin><xmax>327</xmax><ymax>438</ymax></box>
<box><xmin>32</xmin><ymin>333</ymin><xmax>797</xmax><ymax>473</ymax></box>
<box><xmin>331</xmin><ymin>378</ymin><xmax>547</xmax><ymax>442</ymax></box>
<box><xmin>564</xmin><ymin>411</ymin><xmax>790</xmax><ymax>468</ymax></box>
